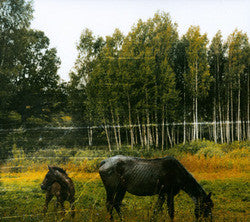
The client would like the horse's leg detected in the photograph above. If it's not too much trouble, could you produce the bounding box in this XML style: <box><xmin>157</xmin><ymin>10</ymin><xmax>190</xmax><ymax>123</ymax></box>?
<box><xmin>106</xmin><ymin>188</ymin><xmax>115</xmax><ymax>220</ymax></box>
<box><xmin>167</xmin><ymin>192</ymin><xmax>174</xmax><ymax>221</ymax></box>
<box><xmin>43</xmin><ymin>192</ymin><xmax>53</xmax><ymax>216</ymax></box>
<box><xmin>70</xmin><ymin>197</ymin><xmax>75</xmax><ymax>218</ymax></box>
<box><xmin>151</xmin><ymin>193</ymin><xmax>166</xmax><ymax>221</ymax></box>
<box><xmin>56</xmin><ymin>194</ymin><xmax>65</xmax><ymax>217</ymax></box>
<box><xmin>54</xmin><ymin>200</ymin><xmax>59</xmax><ymax>216</ymax></box>
<box><xmin>59</xmin><ymin>201</ymin><xmax>65</xmax><ymax>217</ymax></box>
<box><xmin>113</xmin><ymin>189</ymin><xmax>126</xmax><ymax>221</ymax></box>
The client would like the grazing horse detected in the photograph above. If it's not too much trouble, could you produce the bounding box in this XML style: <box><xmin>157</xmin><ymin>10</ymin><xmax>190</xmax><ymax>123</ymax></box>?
<box><xmin>99</xmin><ymin>155</ymin><xmax>213</xmax><ymax>221</ymax></box>
<box><xmin>41</xmin><ymin>166</ymin><xmax>75</xmax><ymax>218</ymax></box>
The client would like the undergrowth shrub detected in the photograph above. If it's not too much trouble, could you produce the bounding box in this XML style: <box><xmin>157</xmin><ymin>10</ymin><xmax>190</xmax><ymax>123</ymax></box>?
<box><xmin>175</xmin><ymin>139</ymin><xmax>217</xmax><ymax>154</ymax></box>
<box><xmin>196</xmin><ymin>145</ymin><xmax>225</xmax><ymax>158</ymax></box>
<box><xmin>6</xmin><ymin>144</ymin><xmax>26</xmax><ymax>172</ymax></box>
<box><xmin>2</xmin><ymin>140</ymin><xmax>249</xmax><ymax>174</ymax></box>
<box><xmin>228</xmin><ymin>148</ymin><xmax>249</xmax><ymax>158</ymax></box>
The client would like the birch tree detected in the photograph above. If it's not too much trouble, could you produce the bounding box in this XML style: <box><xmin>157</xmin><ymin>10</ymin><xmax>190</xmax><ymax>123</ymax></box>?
<box><xmin>184</xmin><ymin>26</ymin><xmax>213</xmax><ymax>140</ymax></box>
<box><xmin>208</xmin><ymin>31</ymin><xmax>227</xmax><ymax>143</ymax></box>
<box><xmin>226</xmin><ymin>30</ymin><xmax>249</xmax><ymax>141</ymax></box>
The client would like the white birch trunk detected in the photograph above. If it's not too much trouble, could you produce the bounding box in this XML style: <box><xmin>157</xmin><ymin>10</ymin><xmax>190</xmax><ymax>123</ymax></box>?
<box><xmin>213</xmin><ymin>98</ymin><xmax>217</xmax><ymax>143</ymax></box>
<box><xmin>183</xmin><ymin>89</ymin><xmax>186</xmax><ymax>144</ymax></box>
<box><xmin>193</xmin><ymin>97</ymin><xmax>196</xmax><ymax>141</ymax></box>
<box><xmin>218</xmin><ymin>99</ymin><xmax>224</xmax><ymax>143</ymax></box>
<box><xmin>195</xmin><ymin>60</ymin><xmax>199</xmax><ymax>140</ymax></box>
<box><xmin>88</xmin><ymin>126</ymin><xmax>93</xmax><ymax>146</ymax></box>
<box><xmin>161</xmin><ymin>108</ymin><xmax>165</xmax><ymax>151</ymax></box>
<box><xmin>231</xmin><ymin>86</ymin><xmax>234</xmax><ymax>141</ymax></box>
<box><xmin>104</xmin><ymin>122</ymin><xmax>111</xmax><ymax>152</ymax></box>
<box><xmin>166</xmin><ymin>123</ymin><xmax>172</xmax><ymax>148</ymax></box>
<box><xmin>237</xmin><ymin>76</ymin><xmax>241</xmax><ymax>141</ymax></box>
<box><xmin>142</xmin><ymin>124</ymin><xmax>147</xmax><ymax>149</ymax></box>
<box><xmin>248</xmin><ymin>73</ymin><xmax>250</xmax><ymax>140</ymax></box>
<box><xmin>116</xmin><ymin>113</ymin><xmax>122</xmax><ymax>148</ymax></box>
<box><xmin>146</xmin><ymin>110</ymin><xmax>152</xmax><ymax>147</ymax></box>
<box><xmin>137</xmin><ymin>115</ymin><xmax>144</xmax><ymax>147</ymax></box>
<box><xmin>111</xmin><ymin>109</ymin><xmax>119</xmax><ymax>150</ymax></box>
<box><xmin>226</xmin><ymin>86</ymin><xmax>230</xmax><ymax>143</ymax></box>
<box><xmin>155</xmin><ymin>111</ymin><xmax>159</xmax><ymax>148</ymax></box>
<box><xmin>128</xmin><ymin>96</ymin><xmax>134</xmax><ymax>149</ymax></box>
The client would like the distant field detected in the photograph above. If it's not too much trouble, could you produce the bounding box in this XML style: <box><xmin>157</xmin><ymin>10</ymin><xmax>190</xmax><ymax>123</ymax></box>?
<box><xmin>1</xmin><ymin>147</ymin><xmax>249</xmax><ymax>222</ymax></box>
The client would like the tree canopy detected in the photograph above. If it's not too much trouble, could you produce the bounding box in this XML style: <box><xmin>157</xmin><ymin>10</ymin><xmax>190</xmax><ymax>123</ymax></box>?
<box><xmin>0</xmin><ymin>2</ymin><xmax>249</xmax><ymax>151</ymax></box>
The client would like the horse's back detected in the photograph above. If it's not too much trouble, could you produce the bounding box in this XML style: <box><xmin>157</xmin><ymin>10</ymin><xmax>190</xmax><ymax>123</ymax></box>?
<box><xmin>99</xmin><ymin>155</ymin><xmax>184</xmax><ymax>195</ymax></box>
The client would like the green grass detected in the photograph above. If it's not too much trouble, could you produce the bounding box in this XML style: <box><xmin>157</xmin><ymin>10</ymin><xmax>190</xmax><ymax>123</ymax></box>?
<box><xmin>1</xmin><ymin>140</ymin><xmax>249</xmax><ymax>221</ymax></box>
<box><xmin>0</xmin><ymin>176</ymin><xmax>249</xmax><ymax>221</ymax></box>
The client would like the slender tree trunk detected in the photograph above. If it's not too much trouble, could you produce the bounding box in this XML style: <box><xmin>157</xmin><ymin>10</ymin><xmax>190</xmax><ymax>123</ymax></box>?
<box><xmin>237</xmin><ymin>76</ymin><xmax>241</xmax><ymax>141</ymax></box>
<box><xmin>248</xmin><ymin>73</ymin><xmax>250</xmax><ymax>140</ymax></box>
<box><xmin>177</xmin><ymin>126</ymin><xmax>179</xmax><ymax>144</ymax></box>
<box><xmin>104</xmin><ymin>120</ymin><xmax>111</xmax><ymax>152</ymax></box>
<box><xmin>142</xmin><ymin>124</ymin><xmax>147</xmax><ymax>149</ymax></box>
<box><xmin>155</xmin><ymin>111</ymin><xmax>159</xmax><ymax>148</ymax></box>
<box><xmin>183</xmin><ymin>89</ymin><xmax>186</xmax><ymax>144</ymax></box>
<box><xmin>134</xmin><ymin>127</ymin><xmax>138</xmax><ymax>145</ymax></box>
<box><xmin>88</xmin><ymin>126</ymin><xmax>93</xmax><ymax>146</ymax></box>
<box><xmin>195</xmin><ymin>60</ymin><xmax>199</xmax><ymax>140</ymax></box>
<box><xmin>116</xmin><ymin>113</ymin><xmax>122</xmax><ymax>148</ymax></box>
<box><xmin>166</xmin><ymin>122</ymin><xmax>172</xmax><ymax>148</ymax></box>
<box><xmin>125</xmin><ymin>128</ymin><xmax>129</xmax><ymax>145</ymax></box>
<box><xmin>171</xmin><ymin>125</ymin><xmax>176</xmax><ymax>146</ymax></box>
<box><xmin>218</xmin><ymin>99</ymin><xmax>224</xmax><ymax>143</ymax></box>
<box><xmin>137</xmin><ymin>115</ymin><xmax>144</xmax><ymax>147</ymax></box>
<box><xmin>199</xmin><ymin>124</ymin><xmax>202</xmax><ymax>140</ymax></box>
<box><xmin>146</xmin><ymin>110</ymin><xmax>152</xmax><ymax>147</ymax></box>
<box><xmin>128</xmin><ymin>95</ymin><xmax>134</xmax><ymax>149</ymax></box>
<box><xmin>111</xmin><ymin>109</ymin><xmax>119</xmax><ymax>150</ymax></box>
<box><xmin>231</xmin><ymin>85</ymin><xmax>234</xmax><ymax>141</ymax></box>
<box><xmin>242</xmin><ymin>120</ymin><xmax>246</xmax><ymax>140</ymax></box>
<box><xmin>213</xmin><ymin>98</ymin><xmax>217</xmax><ymax>143</ymax></box>
<box><xmin>162</xmin><ymin>106</ymin><xmax>165</xmax><ymax>151</ymax></box>
<box><xmin>193</xmin><ymin>97</ymin><xmax>196</xmax><ymax>141</ymax></box>
<box><xmin>0</xmin><ymin>36</ymin><xmax>6</xmax><ymax>67</ymax></box>
<box><xmin>226</xmin><ymin>85</ymin><xmax>230</xmax><ymax>143</ymax></box>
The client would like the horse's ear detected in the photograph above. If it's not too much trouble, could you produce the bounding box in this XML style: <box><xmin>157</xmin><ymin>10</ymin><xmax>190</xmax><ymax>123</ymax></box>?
<box><xmin>48</xmin><ymin>166</ymin><xmax>53</xmax><ymax>171</ymax></box>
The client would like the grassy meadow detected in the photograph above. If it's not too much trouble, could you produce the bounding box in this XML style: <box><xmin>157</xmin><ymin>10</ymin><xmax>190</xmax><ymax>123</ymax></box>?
<box><xmin>0</xmin><ymin>141</ymin><xmax>249</xmax><ymax>221</ymax></box>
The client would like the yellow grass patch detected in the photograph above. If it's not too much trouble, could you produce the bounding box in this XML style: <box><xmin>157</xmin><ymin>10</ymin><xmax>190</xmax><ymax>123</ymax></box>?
<box><xmin>1</xmin><ymin>151</ymin><xmax>249</xmax><ymax>184</ymax></box>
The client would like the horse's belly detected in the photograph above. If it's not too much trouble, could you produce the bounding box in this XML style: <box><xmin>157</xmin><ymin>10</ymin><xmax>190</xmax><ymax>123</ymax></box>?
<box><xmin>124</xmin><ymin>165</ymin><xmax>161</xmax><ymax>196</ymax></box>
<box><xmin>127</xmin><ymin>182</ymin><xmax>159</xmax><ymax>196</ymax></box>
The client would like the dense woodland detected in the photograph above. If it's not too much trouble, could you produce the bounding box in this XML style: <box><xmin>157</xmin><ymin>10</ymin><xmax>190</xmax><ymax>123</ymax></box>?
<box><xmin>0</xmin><ymin>1</ymin><xmax>249</xmax><ymax>155</ymax></box>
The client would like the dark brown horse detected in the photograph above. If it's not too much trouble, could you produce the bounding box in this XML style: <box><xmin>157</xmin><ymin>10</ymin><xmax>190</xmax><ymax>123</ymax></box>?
<box><xmin>41</xmin><ymin>166</ymin><xmax>75</xmax><ymax>218</ymax></box>
<box><xmin>99</xmin><ymin>155</ymin><xmax>213</xmax><ymax>221</ymax></box>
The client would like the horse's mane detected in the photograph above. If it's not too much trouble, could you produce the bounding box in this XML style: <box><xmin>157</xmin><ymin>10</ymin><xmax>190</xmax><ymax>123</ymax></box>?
<box><xmin>51</xmin><ymin>166</ymin><xmax>67</xmax><ymax>175</ymax></box>
<box><xmin>51</xmin><ymin>167</ymin><xmax>73</xmax><ymax>192</ymax></box>
<box><xmin>132</xmin><ymin>155</ymin><xmax>171</xmax><ymax>162</ymax></box>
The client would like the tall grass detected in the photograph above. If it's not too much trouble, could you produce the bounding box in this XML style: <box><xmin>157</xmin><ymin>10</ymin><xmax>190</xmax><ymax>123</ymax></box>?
<box><xmin>0</xmin><ymin>140</ymin><xmax>249</xmax><ymax>221</ymax></box>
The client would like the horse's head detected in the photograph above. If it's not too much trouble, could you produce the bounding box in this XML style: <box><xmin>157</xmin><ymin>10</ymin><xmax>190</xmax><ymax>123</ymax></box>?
<box><xmin>195</xmin><ymin>192</ymin><xmax>214</xmax><ymax>221</ymax></box>
<box><xmin>41</xmin><ymin>166</ymin><xmax>57</xmax><ymax>191</ymax></box>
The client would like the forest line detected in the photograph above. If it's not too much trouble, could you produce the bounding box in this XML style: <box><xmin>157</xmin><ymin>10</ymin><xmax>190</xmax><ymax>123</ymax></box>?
<box><xmin>0</xmin><ymin>1</ymin><xmax>249</xmax><ymax>152</ymax></box>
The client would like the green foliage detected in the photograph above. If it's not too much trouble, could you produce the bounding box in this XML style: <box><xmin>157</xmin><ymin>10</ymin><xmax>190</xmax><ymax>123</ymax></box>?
<box><xmin>0</xmin><ymin>0</ymin><xmax>62</xmax><ymax>127</ymax></box>
<box><xmin>11</xmin><ymin>144</ymin><xmax>25</xmax><ymax>159</ymax></box>
<box><xmin>175</xmin><ymin>139</ymin><xmax>216</xmax><ymax>154</ymax></box>
<box><xmin>196</xmin><ymin>146</ymin><xmax>225</xmax><ymax>158</ymax></box>
<box><xmin>7</xmin><ymin>144</ymin><xmax>26</xmax><ymax>172</ymax></box>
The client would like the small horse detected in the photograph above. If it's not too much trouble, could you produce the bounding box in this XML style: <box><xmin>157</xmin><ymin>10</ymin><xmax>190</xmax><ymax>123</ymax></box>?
<box><xmin>99</xmin><ymin>155</ymin><xmax>213</xmax><ymax>221</ymax></box>
<box><xmin>41</xmin><ymin>166</ymin><xmax>75</xmax><ymax>218</ymax></box>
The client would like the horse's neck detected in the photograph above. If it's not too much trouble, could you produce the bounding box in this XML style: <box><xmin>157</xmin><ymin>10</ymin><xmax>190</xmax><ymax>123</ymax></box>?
<box><xmin>55</xmin><ymin>172</ymin><xmax>71</xmax><ymax>190</ymax></box>
<box><xmin>182</xmin><ymin>173</ymin><xmax>206</xmax><ymax>204</ymax></box>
